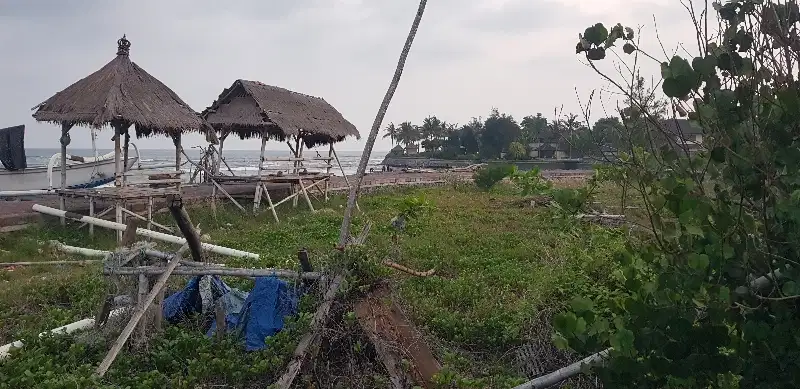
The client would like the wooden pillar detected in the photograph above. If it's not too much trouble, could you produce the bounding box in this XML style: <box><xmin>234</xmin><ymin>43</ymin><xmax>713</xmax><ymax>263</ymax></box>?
<box><xmin>113</xmin><ymin>122</ymin><xmax>122</xmax><ymax>187</ymax></box>
<box><xmin>122</xmin><ymin>128</ymin><xmax>130</xmax><ymax>185</ymax></box>
<box><xmin>173</xmin><ymin>133</ymin><xmax>182</xmax><ymax>192</ymax></box>
<box><xmin>136</xmin><ymin>273</ymin><xmax>150</xmax><ymax>343</ymax></box>
<box><xmin>325</xmin><ymin>143</ymin><xmax>333</xmax><ymax>201</ymax></box>
<box><xmin>89</xmin><ymin>198</ymin><xmax>95</xmax><ymax>237</ymax></box>
<box><xmin>215</xmin><ymin>132</ymin><xmax>228</xmax><ymax>175</ymax></box>
<box><xmin>59</xmin><ymin>122</ymin><xmax>72</xmax><ymax>226</ymax></box>
<box><xmin>293</xmin><ymin>137</ymin><xmax>303</xmax><ymax>208</ymax></box>
<box><xmin>253</xmin><ymin>130</ymin><xmax>268</xmax><ymax>213</ymax></box>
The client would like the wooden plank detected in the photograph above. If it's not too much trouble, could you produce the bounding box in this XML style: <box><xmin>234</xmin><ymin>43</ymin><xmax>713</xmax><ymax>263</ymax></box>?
<box><xmin>354</xmin><ymin>284</ymin><xmax>441</xmax><ymax>388</ymax></box>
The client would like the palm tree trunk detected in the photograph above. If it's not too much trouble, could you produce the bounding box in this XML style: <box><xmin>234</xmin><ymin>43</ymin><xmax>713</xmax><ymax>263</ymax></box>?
<box><xmin>337</xmin><ymin>0</ymin><xmax>428</xmax><ymax>247</ymax></box>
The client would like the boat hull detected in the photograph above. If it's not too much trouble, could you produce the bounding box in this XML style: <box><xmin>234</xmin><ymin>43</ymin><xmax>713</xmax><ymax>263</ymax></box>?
<box><xmin>0</xmin><ymin>157</ymin><xmax>138</xmax><ymax>192</ymax></box>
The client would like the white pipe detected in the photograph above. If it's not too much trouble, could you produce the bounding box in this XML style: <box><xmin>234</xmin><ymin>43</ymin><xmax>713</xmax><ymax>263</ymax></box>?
<box><xmin>50</xmin><ymin>241</ymin><xmax>109</xmax><ymax>257</ymax></box>
<box><xmin>0</xmin><ymin>308</ymin><xmax>127</xmax><ymax>360</ymax></box>
<box><xmin>513</xmin><ymin>348</ymin><xmax>610</xmax><ymax>389</ymax></box>
<box><xmin>33</xmin><ymin>204</ymin><xmax>259</xmax><ymax>259</ymax></box>
<box><xmin>48</xmin><ymin>241</ymin><xmax>227</xmax><ymax>267</ymax></box>
<box><xmin>0</xmin><ymin>189</ymin><xmax>52</xmax><ymax>197</ymax></box>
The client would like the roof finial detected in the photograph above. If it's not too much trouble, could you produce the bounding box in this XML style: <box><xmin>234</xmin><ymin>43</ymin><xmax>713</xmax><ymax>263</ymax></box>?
<box><xmin>117</xmin><ymin>34</ymin><xmax>131</xmax><ymax>56</ymax></box>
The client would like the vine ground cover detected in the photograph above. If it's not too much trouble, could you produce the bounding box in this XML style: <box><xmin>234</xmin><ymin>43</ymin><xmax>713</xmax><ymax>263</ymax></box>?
<box><xmin>0</xmin><ymin>183</ymin><xmax>626</xmax><ymax>387</ymax></box>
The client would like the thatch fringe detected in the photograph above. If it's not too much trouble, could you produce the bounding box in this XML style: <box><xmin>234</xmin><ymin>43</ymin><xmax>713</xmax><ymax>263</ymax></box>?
<box><xmin>32</xmin><ymin>36</ymin><xmax>207</xmax><ymax>137</ymax></box>
<box><xmin>203</xmin><ymin>80</ymin><xmax>360</xmax><ymax>147</ymax></box>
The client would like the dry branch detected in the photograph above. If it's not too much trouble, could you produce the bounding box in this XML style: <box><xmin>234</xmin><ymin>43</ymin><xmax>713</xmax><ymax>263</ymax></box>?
<box><xmin>383</xmin><ymin>259</ymin><xmax>435</xmax><ymax>277</ymax></box>
<box><xmin>274</xmin><ymin>274</ymin><xmax>344</xmax><ymax>389</ymax></box>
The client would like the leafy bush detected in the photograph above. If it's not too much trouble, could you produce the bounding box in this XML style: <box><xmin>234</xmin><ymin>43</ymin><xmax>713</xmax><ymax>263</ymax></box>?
<box><xmin>510</xmin><ymin>167</ymin><xmax>552</xmax><ymax>196</ymax></box>
<box><xmin>507</xmin><ymin>142</ymin><xmax>527</xmax><ymax>160</ymax></box>
<box><xmin>473</xmin><ymin>164</ymin><xmax>516</xmax><ymax>190</ymax></box>
<box><xmin>560</xmin><ymin>2</ymin><xmax>800</xmax><ymax>388</ymax></box>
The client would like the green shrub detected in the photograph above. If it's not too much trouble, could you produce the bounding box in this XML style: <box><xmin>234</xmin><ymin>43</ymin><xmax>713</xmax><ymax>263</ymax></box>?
<box><xmin>473</xmin><ymin>164</ymin><xmax>516</xmax><ymax>190</ymax></box>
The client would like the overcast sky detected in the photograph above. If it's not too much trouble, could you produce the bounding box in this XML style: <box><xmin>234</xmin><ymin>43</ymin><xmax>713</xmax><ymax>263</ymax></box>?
<box><xmin>0</xmin><ymin>0</ymin><xmax>708</xmax><ymax>152</ymax></box>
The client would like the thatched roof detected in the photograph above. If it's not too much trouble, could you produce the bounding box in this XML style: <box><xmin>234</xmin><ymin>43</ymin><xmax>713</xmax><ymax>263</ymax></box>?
<box><xmin>202</xmin><ymin>80</ymin><xmax>360</xmax><ymax>147</ymax></box>
<box><xmin>32</xmin><ymin>35</ymin><xmax>208</xmax><ymax>137</ymax></box>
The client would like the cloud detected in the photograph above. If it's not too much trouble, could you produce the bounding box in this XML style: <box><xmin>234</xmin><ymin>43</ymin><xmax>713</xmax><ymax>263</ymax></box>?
<box><xmin>0</xmin><ymin>0</ymin><xmax>710</xmax><ymax>152</ymax></box>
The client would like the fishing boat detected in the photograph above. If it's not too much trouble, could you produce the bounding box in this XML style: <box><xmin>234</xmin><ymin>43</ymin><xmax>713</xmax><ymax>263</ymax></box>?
<box><xmin>0</xmin><ymin>124</ymin><xmax>140</xmax><ymax>195</ymax></box>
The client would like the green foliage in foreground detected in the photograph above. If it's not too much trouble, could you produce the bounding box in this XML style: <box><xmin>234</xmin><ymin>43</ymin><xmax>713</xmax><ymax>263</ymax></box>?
<box><xmin>564</xmin><ymin>2</ymin><xmax>800</xmax><ymax>388</ymax></box>
<box><xmin>0</xmin><ymin>185</ymin><xmax>626</xmax><ymax>387</ymax></box>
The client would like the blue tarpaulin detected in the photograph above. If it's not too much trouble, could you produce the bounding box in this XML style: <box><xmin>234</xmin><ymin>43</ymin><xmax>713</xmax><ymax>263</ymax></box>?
<box><xmin>162</xmin><ymin>275</ymin><xmax>299</xmax><ymax>351</ymax></box>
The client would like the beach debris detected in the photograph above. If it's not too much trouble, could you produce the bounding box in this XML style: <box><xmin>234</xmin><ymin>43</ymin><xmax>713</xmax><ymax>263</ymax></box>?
<box><xmin>32</xmin><ymin>203</ymin><xmax>258</xmax><ymax>259</ymax></box>
<box><xmin>355</xmin><ymin>283</ymin><xmax>441</xmax><ymax>388</ymax></box>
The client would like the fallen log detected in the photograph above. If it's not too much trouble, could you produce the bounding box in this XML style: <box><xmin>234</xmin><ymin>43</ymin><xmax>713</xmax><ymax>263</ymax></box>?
<box><xmin>33</xmin><ymin>204</ymin><xmax>258</xmax><ymax>259</ymax></box>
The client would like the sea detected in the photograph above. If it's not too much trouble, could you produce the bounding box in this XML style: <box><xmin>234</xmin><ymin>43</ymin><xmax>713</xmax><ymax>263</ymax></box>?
<box><xmin>23</xmin><ymin>148</ymin><xmax>388</xmax><ymax>177</ymax></box>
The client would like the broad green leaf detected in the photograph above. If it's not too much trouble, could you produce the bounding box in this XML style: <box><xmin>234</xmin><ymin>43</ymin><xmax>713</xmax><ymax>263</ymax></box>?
<box><xmin>781</xmin><ymin>281</ymin><xmax>800</xmax><ymax>297</ymax></box>
<box><xmin>685</xmin><ymin>223</ymin><xmax>704</xmax><ymax>236</ymax></box>
<box><xmin>688</xmin><ymin>253</ymin><xmax>710</xmax><ymax>270</ymax></box>
<box><xmin>583</xmin><ymin>23</ymin><xmax>609</xmax><ymax>45</ymax></box>
<box><xmin>570</xmin><ymin>296</ymin><xmax>595</xmax><ymax>313</ymax></box>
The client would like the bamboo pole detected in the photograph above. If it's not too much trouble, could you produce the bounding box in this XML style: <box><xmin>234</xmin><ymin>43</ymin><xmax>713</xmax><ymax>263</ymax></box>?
<box><xmin>337</xmin><ymin>0</ymin><xmax>427</xmax><ymax>247</ymax></box>
<box><xmin>103</xmin><ymin>266</ymin><xmax>321</xmax><ymax>280</ymax></box>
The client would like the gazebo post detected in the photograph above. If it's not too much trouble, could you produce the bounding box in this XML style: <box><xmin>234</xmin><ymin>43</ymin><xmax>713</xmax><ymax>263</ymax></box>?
<box><xmin>254</xmin><ymin>129</ymin><xmax>268</xmax><ymax>213</ymax></box>
<box><xmin>214</xmin><ymin>131</ymin><xmax>228</xmax><ymax>175</ymax></box>
<box><xmin>59</xmin><ymin>122</ymin><xmax>73</xmax><ymax>225</ymax></box>
<box><xmin>112</xmin><ymin>121</ymin><xmax>124</xmax><ymax>241</ymax></box>
<box><xmin>113</xmin><ymin>122</ymin><xmax>123</xmax><ymax>187</ymax></box>
<box><xmin>326</xmin><ymin>143</ymin><xmax>334</xmax><ymax>201</ymax></box>
<box><xmin>173</xmin><ymin>133</ymin><xmax>182</xmax><ymax>192</ymax></box>
<box><xmin>293</xmin><ymin>136</ymin><xmax>302</xmax><ymax>208</ymax></box>
<box><xmin>122</xmin><ymin>128</ymin><xmax>131</xmax><ymax>185</ymax></box>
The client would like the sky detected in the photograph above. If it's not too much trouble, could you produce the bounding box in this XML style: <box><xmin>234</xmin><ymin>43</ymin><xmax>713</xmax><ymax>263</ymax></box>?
<box><xmin>0</xmin><ymin>0</ymin><xmax>710</xmax><ymax>152</ymax></box>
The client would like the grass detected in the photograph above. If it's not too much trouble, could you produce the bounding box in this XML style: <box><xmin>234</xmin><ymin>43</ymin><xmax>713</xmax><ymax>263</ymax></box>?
<box><xmin>0</xmin><ymin>181</ymin><xmax>628</xmax><ymax>387</ymax></box>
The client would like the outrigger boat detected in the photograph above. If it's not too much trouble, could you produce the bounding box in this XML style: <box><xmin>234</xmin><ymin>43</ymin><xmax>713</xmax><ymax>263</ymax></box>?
<box><xmin>0</xmin><ymin>125</ymin><xmax>140</xmax><ymax>195</ymax></box>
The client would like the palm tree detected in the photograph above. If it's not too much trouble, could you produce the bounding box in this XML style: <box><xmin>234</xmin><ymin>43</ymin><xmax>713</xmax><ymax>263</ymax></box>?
<box><xmin>338</xmin><ymin>0</ymin><xmax>428</xmax><ymax>247</ymax></box>
<box><xmin>383</xmin><ymin>122</ymin><xmax>399</xmax><ymax>145</ymax></box>
<box><xmin>397</xmin><ymin>121</ymin><xmax>420</xmax><ymax>147</ymax></box>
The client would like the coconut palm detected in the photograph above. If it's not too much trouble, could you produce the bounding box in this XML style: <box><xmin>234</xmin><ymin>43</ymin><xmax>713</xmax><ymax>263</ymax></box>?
<box><xmin>397</xmin><ymin>121</ymin><xmax>420</xmax><ymax>147</ymax></box>
<box><xmin>383</xmin><ymin>122</ymin><xmax>399</xmax><ymax>145</ymax></box>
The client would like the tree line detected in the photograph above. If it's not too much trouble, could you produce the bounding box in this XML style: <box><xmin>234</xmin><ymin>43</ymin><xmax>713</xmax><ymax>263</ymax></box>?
<box><xmin>383</xmin><ymin>75</ymin><xmax>669</xmax><ymax>160</ymax></box>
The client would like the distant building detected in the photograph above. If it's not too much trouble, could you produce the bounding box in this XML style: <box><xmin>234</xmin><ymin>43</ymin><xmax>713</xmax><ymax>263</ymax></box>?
<box><xmin>528</xmin><ymin>129</ymin><xmax>572</xmax><ymax>159</ymax></box>
<box><xmin>404</xmin><ymin>143</ymin><xmax>420</xmax><ymax>155</ymax></box>
<box><xmin>662</xmin><ymin>118</ymin><xmax>703</xmax><ymax>154</ymax></box>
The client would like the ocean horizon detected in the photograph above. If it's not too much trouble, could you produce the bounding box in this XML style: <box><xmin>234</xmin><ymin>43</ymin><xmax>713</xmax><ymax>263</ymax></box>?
<box><xmin>23</xmin><ymin>148</ymin><xmax>390</xmax><ymax>177</ymax></box>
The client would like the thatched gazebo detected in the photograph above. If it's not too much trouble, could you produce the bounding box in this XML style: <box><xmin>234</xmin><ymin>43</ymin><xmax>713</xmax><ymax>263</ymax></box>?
<box><xmin>201</xmin><ymin>80</ymin><xmax>360</xmax><ymax>220</ymax></box>
<box><xmin>32</xmin><ymin>35</ymin><xmax>208</xmax><ymax>236</ymax></box>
